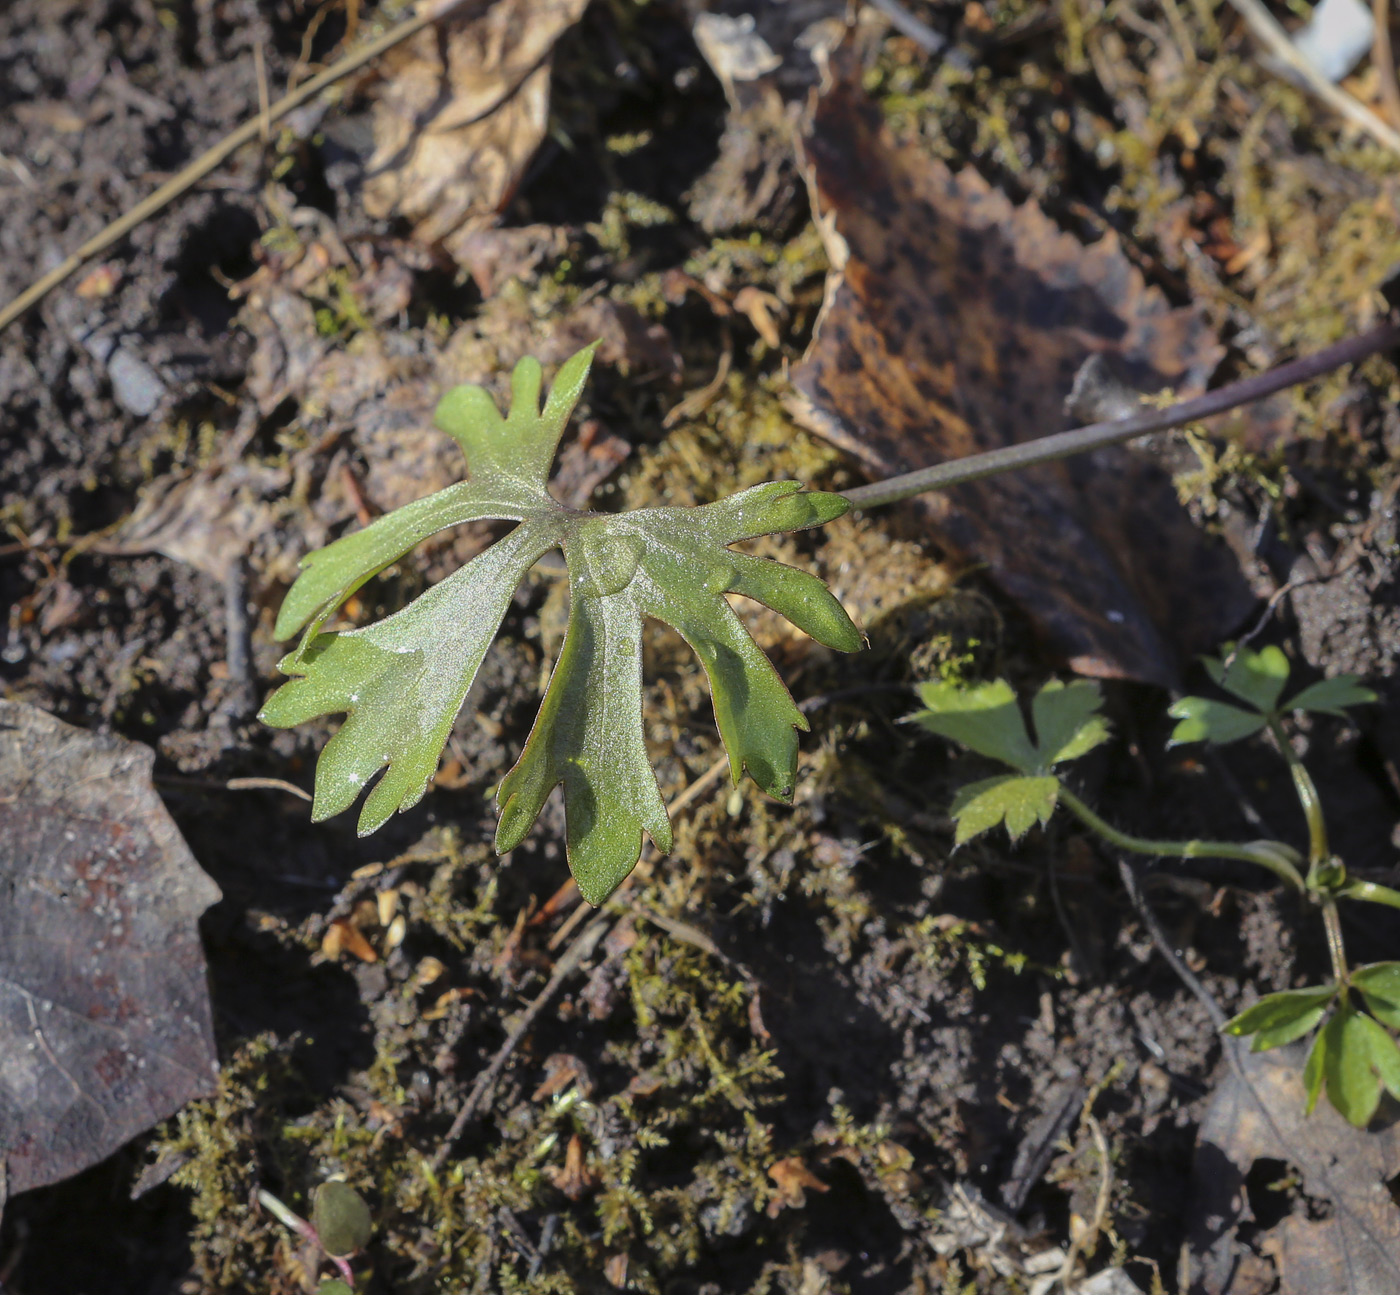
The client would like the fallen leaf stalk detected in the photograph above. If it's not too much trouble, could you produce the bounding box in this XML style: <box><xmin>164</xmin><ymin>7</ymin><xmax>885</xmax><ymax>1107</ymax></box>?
<box><xmin>840</xmin><ymin>320</ymin><xmax>1400</xmax><ymax>510</ymax></box>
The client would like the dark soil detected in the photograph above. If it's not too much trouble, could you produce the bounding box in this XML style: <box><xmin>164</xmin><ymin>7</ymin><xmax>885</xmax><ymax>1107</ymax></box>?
<box><xmin>2</xmin><ymin>2</ymin><xmax>1399</xmax><ymax>1294</ymax></box>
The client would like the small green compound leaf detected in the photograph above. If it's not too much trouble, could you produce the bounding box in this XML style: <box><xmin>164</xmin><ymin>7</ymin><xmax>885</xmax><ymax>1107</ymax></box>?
<box><xmin>1030</xmin><ymin>679</ymin><xmax>1110</xmax><ymax>767</ymax></box>
<box><xmin>948</xmin><ymin>775</ymin><xmax>1059</xmax><ymax>845</ymax></box>
<box><xmin>1285</xmin><ymin>675</ymin><xmax>1377</xmax><ymax>718</ymax></box>
<box><xmin>1204</xmin><ymin>643</ymin><xmax>1290</xmax><ymax>714</ymax></box>
<box><xmin>311</xmin><ymin>1181</ymin><xmax>372</xmax><ymax>1258</ymax></box>
<box><xmin>1223</xmin><ymin>986</ymin><xmax>1335</xmax><ymax>1051</ymax></box>
<box><xmin>1166</xmin><ymin>696</ymin><xmax>1267</xmax><ymax>747</ymax></box>
<box><xmin>1351</xmin><ymin>963</ymin><xmax>1400</xmax><ymax>1030</ymax></box>
<box><xmin>262</xmin><ymin>344</ymin><xmax>861</xmax><ymax>903</ymax></box>
<box><xmin>912</xmin><ymin>680</ymin><xmax>1040</xmax><ymax>773</ymax></box>
<box><xmin>1324</xmin><ymin>1003</ymin><xmax>1382</xmax><ymax>1128</ymax></box>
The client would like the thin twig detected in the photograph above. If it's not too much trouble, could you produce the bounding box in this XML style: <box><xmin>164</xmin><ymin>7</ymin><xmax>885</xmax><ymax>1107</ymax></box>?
<box><xmin>1376</xmin><ymin>0</ymin><xmax>1400</xmax><ymax>128</ymax></box>
<box><xmin>432</xmin><ymin>913</ymin><xmax>610</xmax><ymax>1170</ymax></box>
<box><xmin>0</xmin><ymin>0</ymin><xmax>478</xmax><ymax>335</ymax></box>
<box><xmin>1226</xmin><ymin>0</ymin><xmax>1400</xmax><ymax>155</ymax></box>
<box><xmin>865</xmin><ymin>0</ymin><xmax>947</xmax><ymax>54</ymax></box>
<box><xmin>841</xmin><ymin>321</ymin><xmax>1400</xmax><ymax>510</ymax></box>
<box><xmin>225</xmin><ymin>776</ymin><xmax>313</xmax><ymax>802</ymax></box>
<box><xmin>1118</xmin><ymin>859</ymin><xmax>1227</xmax><ymax>1029</ymax></box>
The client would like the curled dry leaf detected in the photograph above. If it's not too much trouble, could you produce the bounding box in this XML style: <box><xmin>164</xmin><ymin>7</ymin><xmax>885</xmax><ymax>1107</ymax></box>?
<box><xmin>766</xmin><ymin>1155</ymin><xmax>829</xmax><ymax>1215</ymax></box>
<box><xmin>0</xmin><ymin>701</ymin><xmax>220</xmax><ymax>1196</ymax></box>
<box><xmin>361</xmin><ymin>0</ymin><xmax>589</xmax><ymax>265</ymax></box>
<box><xmin>790</xmin><ymin>66</ymin><xmax>1251</xmax><ymax>686</ymax></box>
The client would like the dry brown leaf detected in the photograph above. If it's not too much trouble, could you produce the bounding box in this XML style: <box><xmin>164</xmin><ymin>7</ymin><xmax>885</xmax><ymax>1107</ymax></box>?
<box><xmin>361</xmin><ymin>0</ymin><xmax>589</xmax><ymax>264</ymax></box>
<box><xmin>0</xmin><ymin>701</ymin><xmax>220</xmax><ymax>1196</ymax></box>
<box><xmin>99</xmin><ymin>462</ymin><xmax>289</xmax><ymax>582</ymax></box>
<box><xmin>548</xmin><ymin>1133</ymin><xmax>596</xmax><ymax>1201</ymax></box>
<box><xmin>766</xmin><ymin>1155</ymin><xmax>829</xmax><ymax>1215</ymax></box>
<box><xmin>321</xmin><ymin>918</ymin><xmax>379</xmax><ymax>964</ymax></box>
<box><xmin>1187</xmin><ymin>1043</ymin><xmax>1400</xmax><ymax>1295</ymax></box>
<box><xmin>790</xmin><ymin>68</ymin><xmax>1251</xmax><ymax>685</ymax></box>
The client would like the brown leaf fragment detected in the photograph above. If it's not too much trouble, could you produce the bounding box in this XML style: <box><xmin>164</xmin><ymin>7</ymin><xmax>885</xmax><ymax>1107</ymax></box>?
<box><xmin>790</xmin><ymin>70</ymin><xmax>1252</xmax><ymax>685</ymax></box>
<box><xmin>452</xmin><ymin>224</ymin><xmax>569</xmax><ymax>296</ymax></box>
<box><xmin>532</xmin><ymin>1052</ymin><xmax>593</xmax><ymax>1101</ymax></box>
<box><xmin>1188</xmin><ymin>1043</ymin><xmax>1400</xmax><ymax>1295</ymax></box>
<box><xmin>548</xmin><ymin>1133</ymin><xmax>596</xmax><ymax>1201</ymax></box>
<box><xmin>361</xmin><ymin>0</ymin><xmax>589</xmax><ymax>264</ymax></box>
<box><xmin>99</xmin><ymin>462</ymin><xmax>289</xmax><ymax>582</ymax></box>
<box><xmin>0</xmin><ymin>701</ymin><xmax>220</xmax><ymax>1197</ymax></box>
<box><xmin>766</xmin><ymin>1156</ymin><xmax>829</xmax><ymax>1216</ymax></box>
<box><xmin>322</xmin><ymin>919</ymin><xmax>379</xmax><ymax>965</ymax></box>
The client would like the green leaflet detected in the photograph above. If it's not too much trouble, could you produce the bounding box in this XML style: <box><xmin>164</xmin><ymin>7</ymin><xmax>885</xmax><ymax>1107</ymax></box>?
<box><xmin>260</xmin><ymin>343</ymin><xmax>862</xmax><ymax>905</ymax></box>
<box><xmin>947</xmin><ymin>775</ymin><xmax>1059</xmax><ymax>845</ymax></box>
<box><xmin>912</xmin><ymin>678</ymin><xmax>1108</xmax><ymax>845</ymax></box>
<box><xmin>1222</xmin><ymin>986</ymin><xmax>1336</xmax><ymax>1051</ymax></box>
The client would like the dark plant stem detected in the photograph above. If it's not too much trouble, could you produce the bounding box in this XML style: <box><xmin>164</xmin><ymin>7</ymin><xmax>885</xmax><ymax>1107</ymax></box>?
<box><xmin>841</xmin><ymin>322</ymin><xmax>1400</xmax><ymax>510</ymax></box>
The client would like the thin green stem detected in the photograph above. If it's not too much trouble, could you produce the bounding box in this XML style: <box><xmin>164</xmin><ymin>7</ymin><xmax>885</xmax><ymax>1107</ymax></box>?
<box><xmin>1321</xmin><ymin>901</ymin><xmax>1349</xmax><ymax>983</ymax></box>
<box><xmin>1265</xmin><ymin>716</ymin><xmax>1329</xmax><ymax>871</ymax></box>
<box><xmin>1057</xmin><ymin>786</ymin><xmax>1306</xmax><ymax>891</ymax></box>
<box><xmin>840</xmin><ymin>323</ymin><xmax>1400</xmax><ymax>511</ymax></box>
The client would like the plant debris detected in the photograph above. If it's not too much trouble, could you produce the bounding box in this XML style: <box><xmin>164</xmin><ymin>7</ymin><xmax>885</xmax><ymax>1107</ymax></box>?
<box><xmin>0</xmin><ymin>700</ymin><xmax>220</xmax><ymax>1196</ymax></box>
<box><xmin>791</xmin><ymin>58</ymin><xmax>1251</xmax><ymax>686</ymax></box>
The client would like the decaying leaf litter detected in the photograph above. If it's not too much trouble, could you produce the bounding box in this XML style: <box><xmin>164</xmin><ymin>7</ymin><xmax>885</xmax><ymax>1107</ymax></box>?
<box><xmin>2</xmin><ymin>0</ymin><xmax>1400</xmax><ymax>1291</ymax></box>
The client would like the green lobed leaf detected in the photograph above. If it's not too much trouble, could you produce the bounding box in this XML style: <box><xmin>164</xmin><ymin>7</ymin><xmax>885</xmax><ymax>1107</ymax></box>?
<box><xmin>1357</xmin><ymin>1012</ymin><xmax>1400</xmax><ymax>1102</ymax></box>
<box><xmin>311</xmin><ymin>1181</ymin><xmax>372</xmax><ymax>1258</ymax></box>
<box><xmin>1223</xmin><ymin>986</ymin><xmax>1335</xmax><ymax>1051</ymax></box>
<box><xmin>911</xmin><ymin>680</ymin><xmax>1040</xmax><ymax>773</ymax></box>
<box><xmin>261</xmin><ymin>344</ymin><xmax>861</xmax><ymax>903</ymax></box>
<box><xmin>1303</xmin><ymin>1021</ymin><xmax>1328</xmax><ymax>1114</ymax></box>
<box><xmin>1285</xmin><ymin>675</ymin><xmax>1377</xmax><ymax>718</ymax></box>
<box><xmin>1203</xmin><ymin>643</ymin><xmax>1290</xmax><ymax>714</ymax></box>
<box><xmin>1030</xmin><ymin>679</ymin><xmax>1110</xmax><ymax>767</ymax></box>
<box><xmin>1323</xmin><ymin>1002</ymin><xmax>1382</xmax><ymax>1127</ymax></box>
<box><xmin>1166</xmin><ymin>696</ymin><xmax>1267</xmax><ymax>747</ymax></box>
<box><xmin>947</xmin><ymin>775</ymin><xmax>1059</xmax><ymax>845</ymax></box>
<box><xmin>1351</xmin><ymin>963</ymin><xmax>1400</xmax><ymax>1030</ymax></box>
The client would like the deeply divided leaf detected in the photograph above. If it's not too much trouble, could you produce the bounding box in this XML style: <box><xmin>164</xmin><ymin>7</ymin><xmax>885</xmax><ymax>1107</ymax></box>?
<box><xmin>912</xmin><ymin>680</ymin><xmax>1040</xmax><ymax>773</ymax></box>
<box><xmin>948</xmin><ymin>775</ymin><xmax>1059</xmax><ymax>845</ymax></box>
<box><xmin>261</xmin><ymin>344</ymin><xmax>862</xmax><ymax>904</ymax></box>
<box><xmin>1030</xmin><ymin>680</ymin><xmax>1110</xmax><ymax>766</ymax></box>
<box><xmin>1285</xmin><ymin>675</ymin><xmax>1377</xmax><ymax>718</ymax></box>
<box><xmin>1166</xmin><ymin>696</ymin><xmax>1267</xmax><ymax>747</ymax></box>
<box><xmin>1203</xmin><ymin>644</ymin><xmax>1290</xmax><ymax>714</ymax></box>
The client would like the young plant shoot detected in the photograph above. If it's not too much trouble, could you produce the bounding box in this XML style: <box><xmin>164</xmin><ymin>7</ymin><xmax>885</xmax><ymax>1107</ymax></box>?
<box><xmin>911</xmin><ymin>646</ymin><xmax>1398</xmax><ymax>1126</ymax></box>
<box><xmin>260</xmin><ymin>342</ymin><xmax>862</xmax><ymax>905</ymax></box>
